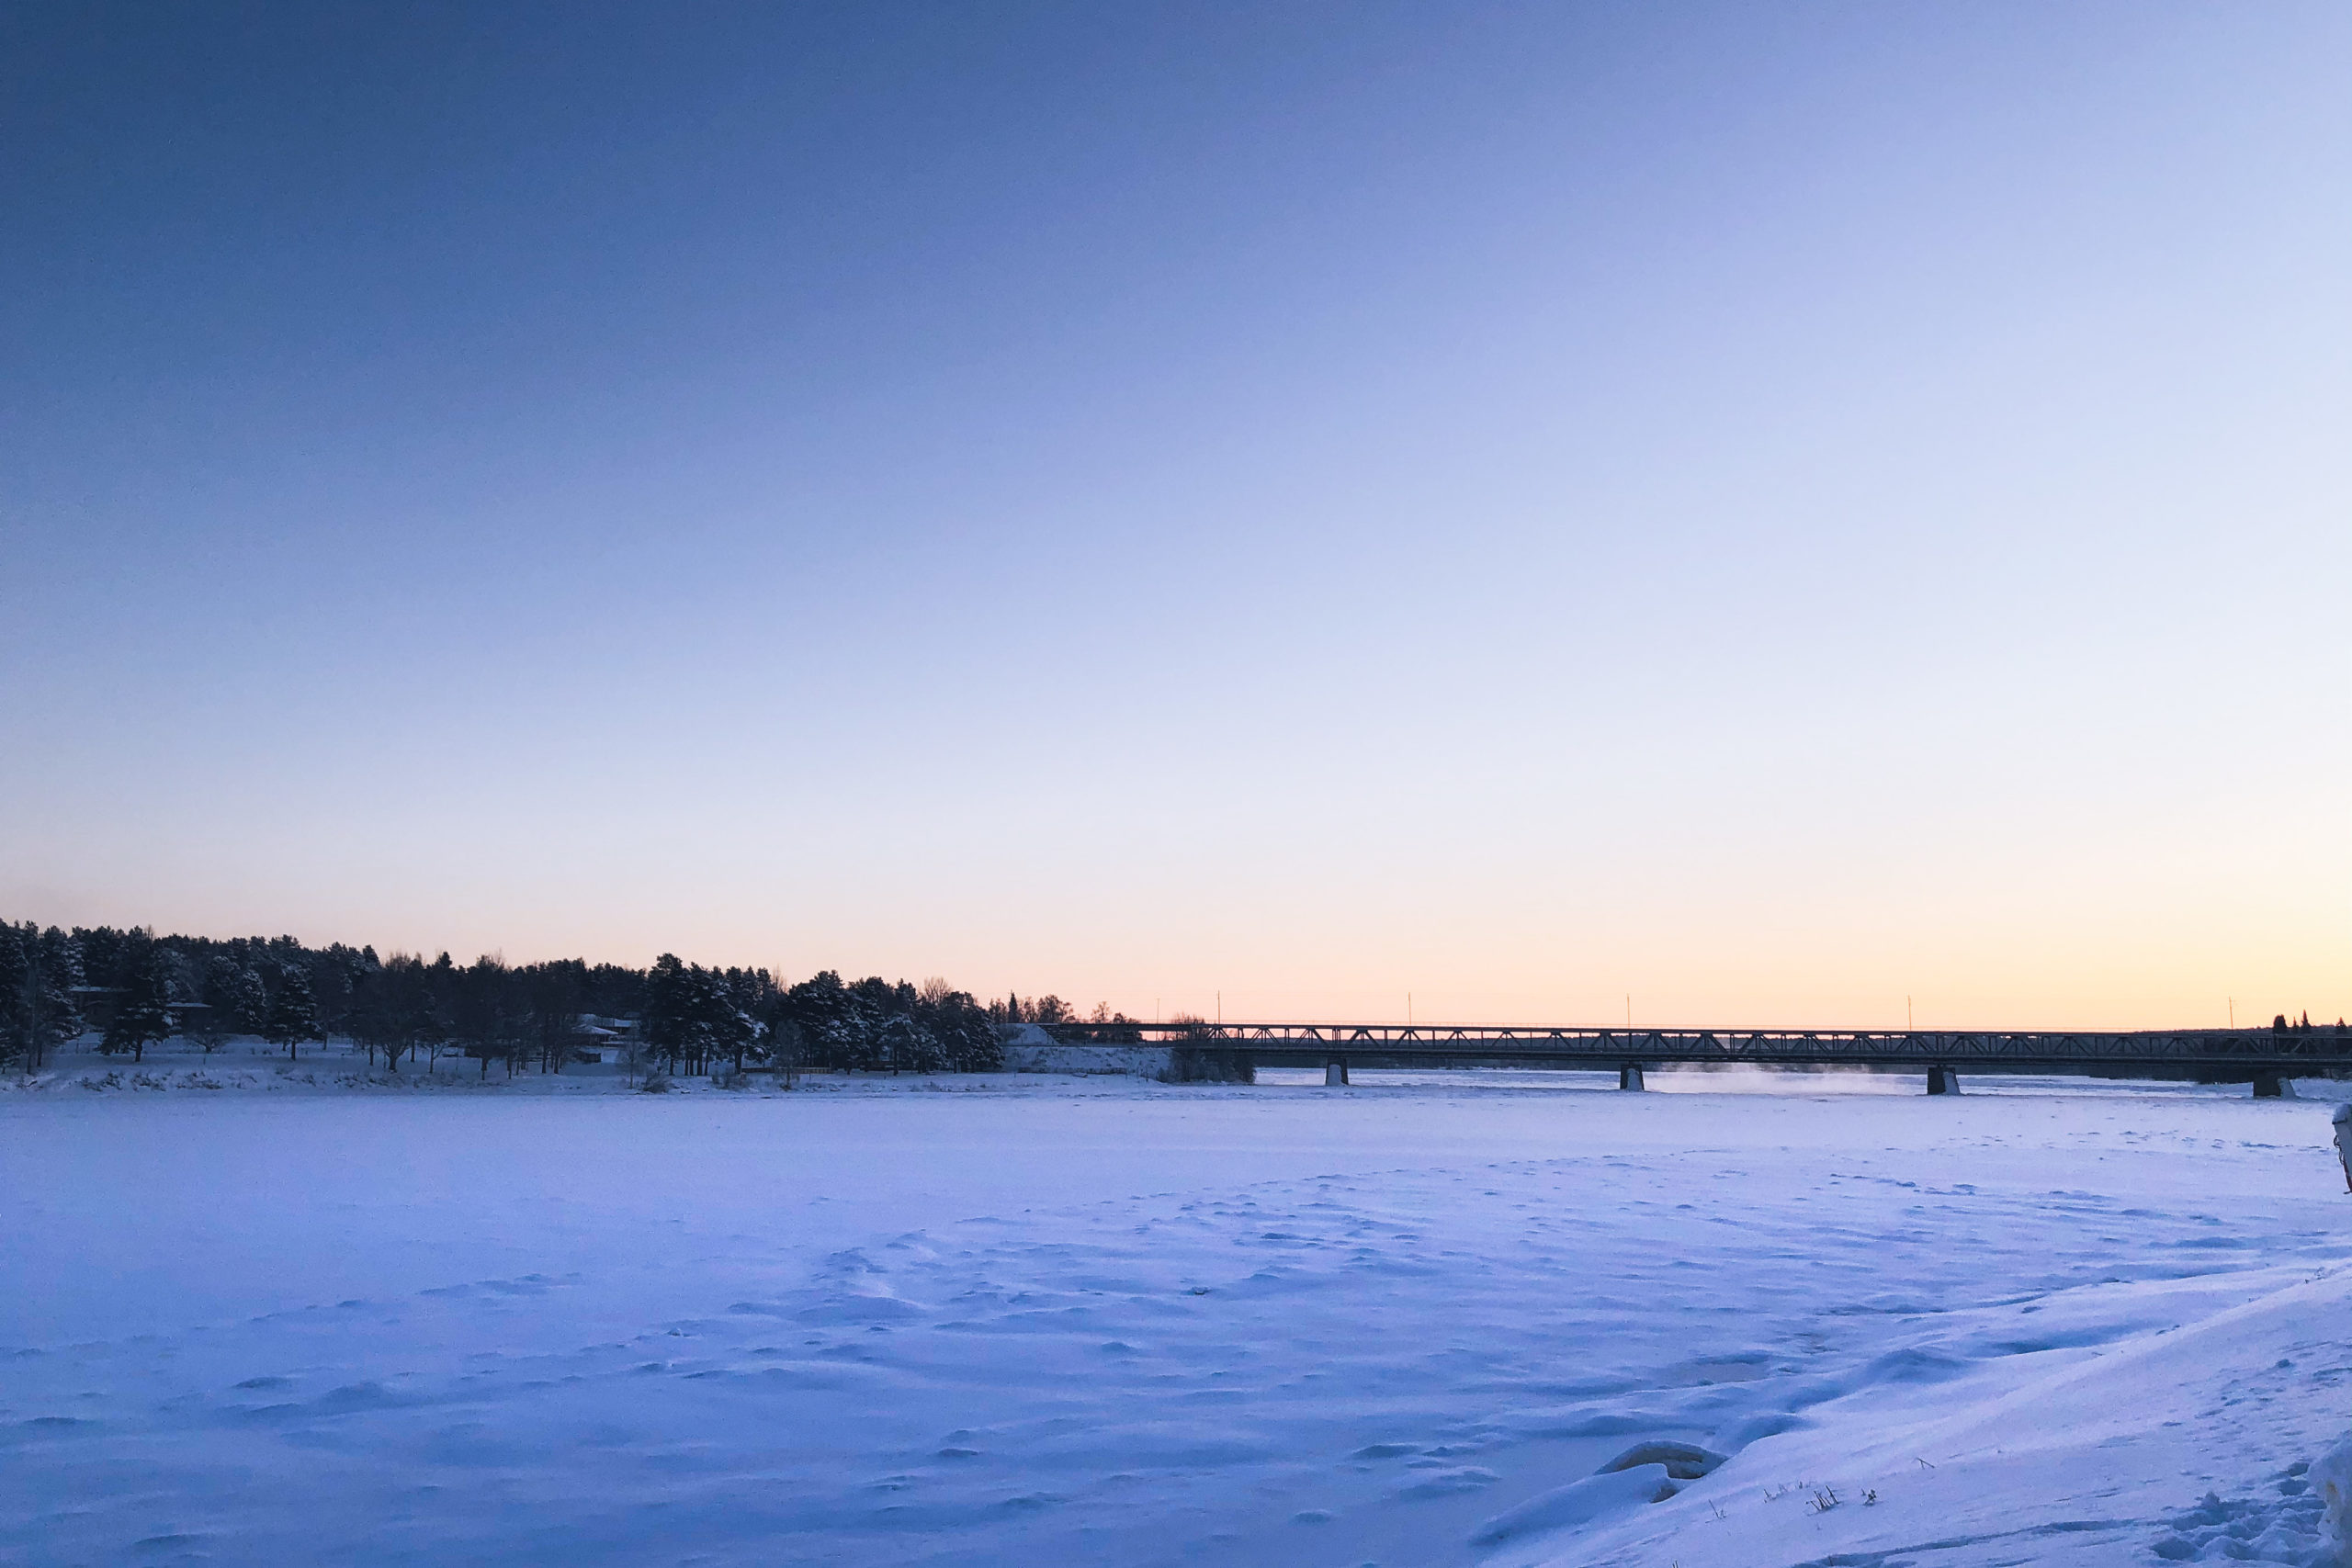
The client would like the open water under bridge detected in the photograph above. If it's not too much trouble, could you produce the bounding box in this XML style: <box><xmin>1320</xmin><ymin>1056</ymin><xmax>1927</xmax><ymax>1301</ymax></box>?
<box><xmin>1036</xmin><ymin>1021</ymin><xmax>2352</xmax><ymax>1095</ymax></box>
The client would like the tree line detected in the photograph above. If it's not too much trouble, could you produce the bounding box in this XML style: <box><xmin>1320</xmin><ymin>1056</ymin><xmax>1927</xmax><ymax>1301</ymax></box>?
<box><xmin>0</xmin><ymin>921</ymin><xmax>1126</xmax><ymax>1079</ymax></box>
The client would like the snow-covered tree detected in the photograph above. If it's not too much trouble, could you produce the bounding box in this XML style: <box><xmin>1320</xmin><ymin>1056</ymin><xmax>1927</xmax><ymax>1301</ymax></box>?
<box><xmin>206</xmin><ymin>961</ymin><xmax>268</xmax><ymax>1033</ymax></box>
<box><xmin>876</xmin><ymin>1013</ymin><xmax>938</xmax><ymax>1074</ymax></box>
<box><xmin>260</xmin><ymin>966</ymin><xmax>322</xmax><ymax>1059</ymax></box>
<box><xmin>643</xmin><ymin>953</ymin><xmax>695</xmax><ymax>1073</ymax></box>
<box><xmin>786</xmin><ymin>969</ymin><xmax>864</xmax><ymax>1071</ymax></box>
<box><xmin>101</xmin><ymin>940</ymin><xmax>175</xmax><ymax>1062</ymax></box>
<box><xmin>704</xmin><ymin>967</ymin><xmax>760</xmax><ymax>1074</ymax></box>
<box><xmin>0</xmin><ymin>924</ymin><xmax>85</xmax><ymax>1072</ymax></box>
<box><xmin>5</xmin><ymin>915</ymin><xmax>1038</xmax><ymax>1084</ymax></box>
<box><xmin>926</xmin><ymin>988</ymin><xmax>1004</xmax><ymax>1072</ymax></box>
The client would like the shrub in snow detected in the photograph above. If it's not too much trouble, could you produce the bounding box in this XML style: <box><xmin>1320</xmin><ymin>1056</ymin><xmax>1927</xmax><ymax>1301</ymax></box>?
<box><xmin>639</xmin><ymin>1074</ymin><xmax>673</xmax><ymax>1093</ymax></box>
<box><xmin>1159</xmin><ymin>1047</ymin><xmax>1253</xmax><ymax>1084</ymax></box>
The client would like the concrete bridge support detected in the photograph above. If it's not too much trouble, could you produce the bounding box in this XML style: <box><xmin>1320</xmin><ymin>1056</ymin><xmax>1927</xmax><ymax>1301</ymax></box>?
<box><xmin>1325</xmin><ymin>1058</ymin><xmax>1350</xmax><ymax>1087</ymax></box>
<box><xmin>2253</xmin><ymin>1073</ymin><xmax>2293</xmax><ymax>1099</ymax></box>
<box><xmin>1927</xmin><ymin>1066</ymin><xmax>1959</xmax><ymax>1095</ymax></box>
<box><xmin>1619</xmin><ymin>1065</ymin><xmax>1645</xmax><ymax>1091</ymax></box>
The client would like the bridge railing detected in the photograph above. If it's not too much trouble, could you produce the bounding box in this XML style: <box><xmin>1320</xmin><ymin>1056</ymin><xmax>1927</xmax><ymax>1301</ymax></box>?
<box><xmin>1035</xmin><ymin>1022</ymin><xmax>2352</xmax><ymax>1073</ymax></box>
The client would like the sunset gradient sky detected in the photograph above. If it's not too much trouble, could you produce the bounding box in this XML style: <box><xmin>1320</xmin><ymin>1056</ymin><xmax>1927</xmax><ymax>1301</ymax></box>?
<box><xmin>4</xmin><ymin>4</ymin><xmax>2346</xmax><ymax>1027</ymax></box>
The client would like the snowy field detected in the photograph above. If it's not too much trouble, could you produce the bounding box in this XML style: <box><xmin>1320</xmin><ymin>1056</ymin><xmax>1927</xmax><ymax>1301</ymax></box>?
<box><xmin>5</xmin><ymin>1063</ymin><xmax>2350</xmax><ymax>1567</ymax></box>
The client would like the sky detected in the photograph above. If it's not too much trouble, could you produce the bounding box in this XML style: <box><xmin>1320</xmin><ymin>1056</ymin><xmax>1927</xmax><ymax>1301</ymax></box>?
<box><xmin>3</xmin><ymin>3</ymin><xmax>2346</xmax><ymax>1029</ymax></box>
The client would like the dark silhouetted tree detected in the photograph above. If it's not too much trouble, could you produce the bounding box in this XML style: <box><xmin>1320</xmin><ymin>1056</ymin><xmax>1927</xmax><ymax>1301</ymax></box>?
<box><xmin>207</xmin><ymin>961</ymin><xmax>268</xmax><ymax>1033</ymax></box>
<box><xmin>524</xmin><ymin>962</ymin><xmax>585</xmax><ymax>1073</ymax></box>
<box><xmin>261</xmin><ymin>967</ymin><xmax>322</xmax><ymax>1059</ymax></box>
<box><xmin>102</xmin><ymin>939</ymin><xmax>175</xmax><ymax>1063</ymax></box>
<box><xmin>1</xmin><ymin>925</ymin><xmax>85</xmax><ymax>1072</ymax></box>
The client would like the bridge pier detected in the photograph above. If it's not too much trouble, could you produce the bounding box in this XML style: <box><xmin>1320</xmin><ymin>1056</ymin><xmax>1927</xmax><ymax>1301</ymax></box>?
<box><xmin>2253</xmin><ymin>1073</ymin><xmax>2293</xmax><ymax>1099</ymax></box>
<box><xmin>1619</xmin><ymin>1065</ymin><xmax>1645</xmax><ymax>1091</ymax></box>
<box><xmin>1927</xmin><ymin>1066</ymin><xmax>1959</xmax><ymax>1095</ymax></box>
<box><xmin>1324</xmin><ymin>1058</ymin><xmax>1350</xmax><ymax>1088</ymax></box>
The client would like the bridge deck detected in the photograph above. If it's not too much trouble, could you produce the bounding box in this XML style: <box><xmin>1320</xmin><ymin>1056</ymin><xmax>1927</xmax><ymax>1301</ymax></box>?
<box><xmin>1037</xmin><ymin>1022</ymin><xmax>2351</xmax><ymax>1075</ymax></box>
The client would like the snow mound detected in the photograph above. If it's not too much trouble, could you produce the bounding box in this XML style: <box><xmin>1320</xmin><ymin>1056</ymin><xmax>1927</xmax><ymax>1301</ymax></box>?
<box><xmin>2317</xmin><ymin>1434</ymin><xmax>2352</xmax><ymax>1567</ymax></box>
<box><xmin>1597</xmin><ymin>1439</ymin><xmax>1725</xmax><ymax>1479</ymax></box>
<box><xmin>1472</xmin><ymin>1463</ymin><xmax>1677</xmax><ymax>1548</ymax></box>
<box><xmin>999</xmin><ymin>1024</ymin><xmax>1172</xmax><ymax>1076</ymax></box>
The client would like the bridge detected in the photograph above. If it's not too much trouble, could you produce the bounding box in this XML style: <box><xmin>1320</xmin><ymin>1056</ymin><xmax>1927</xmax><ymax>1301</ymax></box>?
<box><xmin>1036</xmin><ymin>1021</ymin><xmax>2352</xmax><ymax>1095</ymax></box>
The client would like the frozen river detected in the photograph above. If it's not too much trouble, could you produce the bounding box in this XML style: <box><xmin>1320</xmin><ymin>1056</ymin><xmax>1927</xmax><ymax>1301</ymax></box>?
<box><xmin>4</xmin><ymin>1068</ymin><xmax>2347</xmax><ymax>1566</ymax></box>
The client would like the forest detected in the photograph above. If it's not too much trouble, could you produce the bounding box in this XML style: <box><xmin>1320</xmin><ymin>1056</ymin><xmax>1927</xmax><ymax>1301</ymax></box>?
<box><xmin>0</xmin><ymin>921</ymin><xmax>1110</xmax><ymax>1079</ymax></box>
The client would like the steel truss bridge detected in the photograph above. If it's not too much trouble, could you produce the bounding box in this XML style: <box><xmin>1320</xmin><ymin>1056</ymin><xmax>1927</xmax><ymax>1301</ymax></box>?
<box><xmin>1038</xmin><ymin>1022</ymin><xmax>2350</xmax><ymax>1093</ymax></box>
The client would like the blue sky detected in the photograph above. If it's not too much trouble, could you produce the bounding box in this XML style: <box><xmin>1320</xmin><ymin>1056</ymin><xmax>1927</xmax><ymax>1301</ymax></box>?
<box><xmin>4</xmin><ymin>3</ymin><xmax>2346</xmax><ymax>1025</ymax></box>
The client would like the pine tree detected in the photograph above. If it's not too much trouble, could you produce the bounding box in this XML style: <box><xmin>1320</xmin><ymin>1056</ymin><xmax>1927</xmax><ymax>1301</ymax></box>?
<box><xmin>876</xmin><ymin>1013</ymin><xmax>926</xmax><ymax>1074</ymax></box>
<box><xmin>644</xmin><ymin>953</ymin><xmax>692</xmax><ymax>1076</ymax></box>
<box><xmin>765</xmin><ymin>1011</ymin><xmax>804</xmax><ymax>1088</ymax></box>
<box><xmin>415</xmin><ymin>953</ymin><xmax>458</xmax><ymax>1068</ymax></box>
<box><xmin>924</xmin><ymin>987</ymin><xmax>1005</xmax><ymax>1072</ymax></box>
<box><xmin>525</xmin><ymin>962</ymin><xmax>584</xmax><ymax>1074</ymax></box>
<box><xmin>212</xmin><ymin>964</ymin><xmax>268</xmax><ymax>1032</ymax></box>
<box><xmin>842</xmin><ymin>978</ymin><xmax>899</xmax><ymax>1071</ymax></box>
<box><xmin>3</xmin><ymin>927</ymin><xmax>87</xmax><ymax>1071</ymax></box>
<box><xmin>0</xmin><ymin>924</ymin><xmax>33</xmax><ymax>1072</ymax></box>
<box><xmin>187</xmin><ymin>956</ymin><xmax>237</xmax><ymax>1055</ymax></box>
<box><xmin>453</xmin><ymin>955</ymin><xmax>522</xmax><ymax>1078</ymax></box>
<box><xmin>73</xmin><ymin>927</ymin><xmax>130</xmax><ymax>998</ymax></box>
<box><xmin>260</xmin><ymin>967</ymin><xmax>322</xmax><ymax>1059</ymax></box>
<box><xmin>102</xmin><ymin>942</ymin><xmax>175</xmax><ymax>1063</ymax></box>
<box><xmin>699</xmin><ymin>967</ymin><xmax>758</xmax><ymax>1075</ymax></box>
<box><xmin>786</xmin><ymin>969</ymin><xmax>854</xmax><ymax>1070</ymax></box>
<box><xmin>406</xmin><ymin>982</ymin><xmax>452</xmax><ymax>1073</ymax></box>
<box><xmin>3</xmin><ymin>918</ymin><xmax>1049</xmax><ymax>1086</ymax></box>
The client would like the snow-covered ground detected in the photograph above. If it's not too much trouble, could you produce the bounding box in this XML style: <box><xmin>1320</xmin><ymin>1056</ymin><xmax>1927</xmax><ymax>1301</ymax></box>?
<box><xmin>4</xmin><ymin>1058</ymin><xmax>2348</xmax><ymax>1567</ymax></box>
